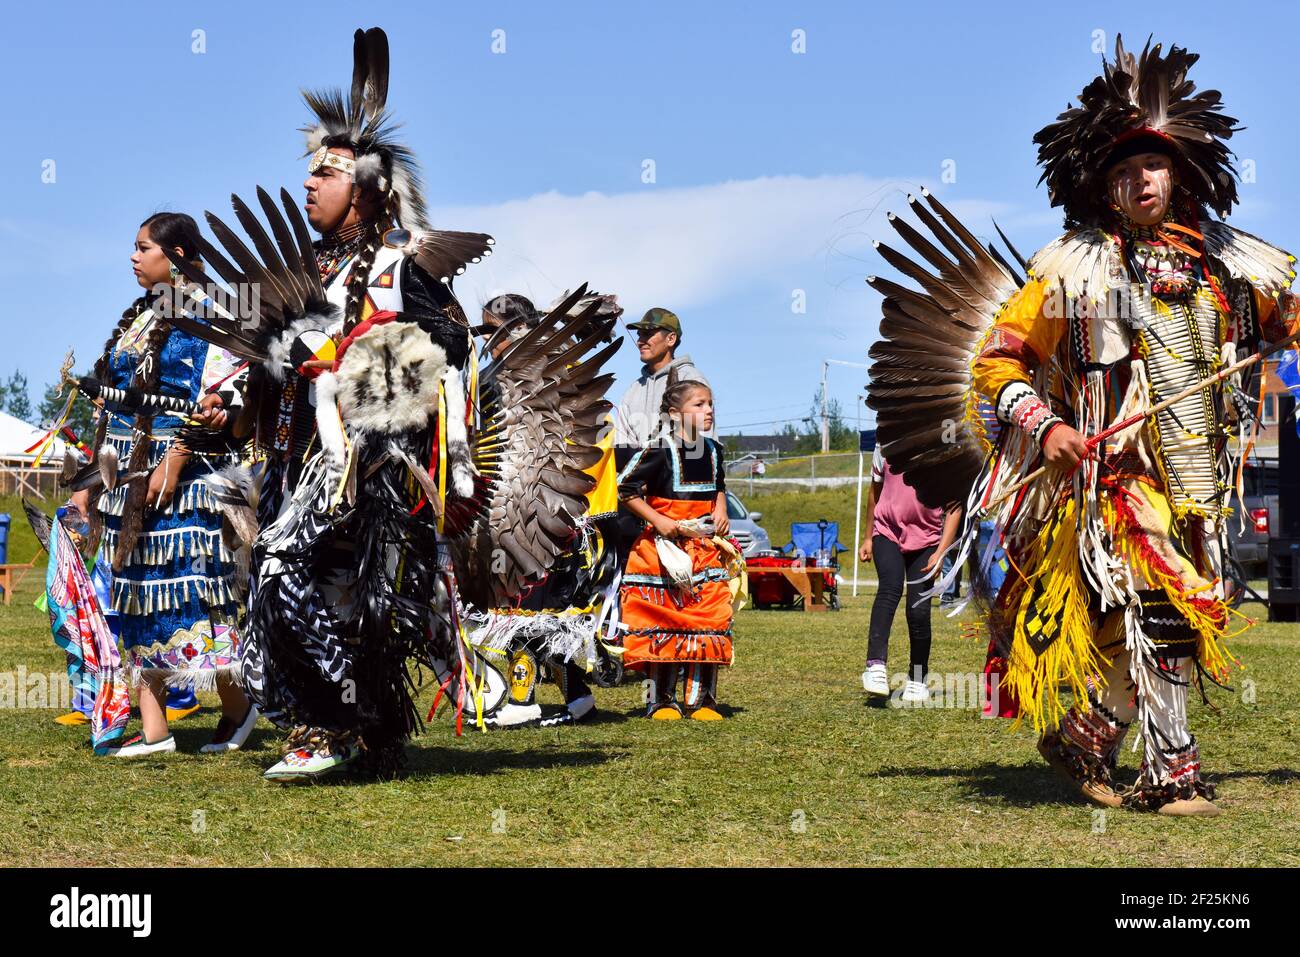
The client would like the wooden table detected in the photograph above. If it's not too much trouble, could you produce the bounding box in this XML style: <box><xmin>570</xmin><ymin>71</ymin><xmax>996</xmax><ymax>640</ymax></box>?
<box><xmin>0</xmin><ymin>560</ymin><xmax>37</xmax><ymax>606</ymax></box>
<box><xmin>745</xmin><ymin>565</ymin><xmax>830</xmax><ymax>612</ymax></box>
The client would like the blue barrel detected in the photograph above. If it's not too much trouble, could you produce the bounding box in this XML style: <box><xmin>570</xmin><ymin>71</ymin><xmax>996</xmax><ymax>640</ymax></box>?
<box><xmin>0</xmin><ymin>512</ymin><xmax>9</xmax><ymax>566</ymax></box>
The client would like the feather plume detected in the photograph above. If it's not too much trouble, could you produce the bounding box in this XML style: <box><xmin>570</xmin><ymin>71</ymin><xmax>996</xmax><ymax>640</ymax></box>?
<box><xmin>866</xmin><ymin>191</ymin><xmax>1024</xmax><ymax>509</ymax></box>
<box><xmin>300</xmin><ymin>27</ymin><xmax>429</xmax><ymax>229</ymax></box>
<box><xmin>1033</xmin><ymin>34</ymin><xmax>1240</xmax><ymax>228</ymax></box>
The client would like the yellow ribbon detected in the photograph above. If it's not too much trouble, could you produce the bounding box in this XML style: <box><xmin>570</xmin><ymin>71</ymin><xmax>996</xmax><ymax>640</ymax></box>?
<box><xmin>436</xmin><ymin>389</ymin><xmax>448</xmax><ymax>535</ymax></box>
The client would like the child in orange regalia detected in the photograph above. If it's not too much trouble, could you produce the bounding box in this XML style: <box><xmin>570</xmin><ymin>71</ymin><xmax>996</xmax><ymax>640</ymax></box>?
<box><xmin>617</xmin><ymin>378</ymin><xmax>735</xmax><ymax>720</ymax></box>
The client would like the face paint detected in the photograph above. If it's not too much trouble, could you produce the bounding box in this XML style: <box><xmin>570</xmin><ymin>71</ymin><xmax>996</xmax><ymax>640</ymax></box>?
<box><xmin>1108</xmin><ymin>153</ymin><xmax>1174</xmax><ymax>226</ymax></box>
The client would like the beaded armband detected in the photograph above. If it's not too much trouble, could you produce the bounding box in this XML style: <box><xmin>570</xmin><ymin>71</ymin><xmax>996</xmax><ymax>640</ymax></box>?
<box><xmin>995</xmin><ymin>380</ymin><xmax>1063</xmax><ymax>448</ymax></box>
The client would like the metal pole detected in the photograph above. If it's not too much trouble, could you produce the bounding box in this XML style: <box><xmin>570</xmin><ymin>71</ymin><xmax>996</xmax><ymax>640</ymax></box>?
<box><xmin>853</xmin><ymin>449</ymin><xmax>864</xmax><ymax>597</ymax></box>
<box><xmin>820</xmin><ymin>360</ymin><xmax>830</xmax><ymax>454</ymax></box>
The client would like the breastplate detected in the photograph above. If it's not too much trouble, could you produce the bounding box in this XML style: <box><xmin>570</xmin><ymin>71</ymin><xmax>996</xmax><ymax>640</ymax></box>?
<box><xmin>1131</xmin><ymin>284</ymin><xmax>1226</xmax><ymax>519</ymax></box>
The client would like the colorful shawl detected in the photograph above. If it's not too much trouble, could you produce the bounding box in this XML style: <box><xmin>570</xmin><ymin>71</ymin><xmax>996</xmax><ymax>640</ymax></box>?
<box><xmin>45</xmin><ymin>514</ymin><xmax>130</xmax><ymax>751</ymax></box>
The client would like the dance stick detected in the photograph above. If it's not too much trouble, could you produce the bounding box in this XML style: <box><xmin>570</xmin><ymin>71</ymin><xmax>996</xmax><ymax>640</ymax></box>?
<box><xmin>983</xmin><ymin>327</ymin><xmax>1300</xmax><ymax>511</ymax></box>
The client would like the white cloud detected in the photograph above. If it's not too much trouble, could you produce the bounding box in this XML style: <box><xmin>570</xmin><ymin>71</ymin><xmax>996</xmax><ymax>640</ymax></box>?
<box><xmin>424</xmin><ymin>175</ymin><xmax>1034</xmax><ymax>433</ymax></box>
<box><xmin>430</xmin><ymin>174</ymin><xmax>1015</xmax><ymax>320</ymax></box>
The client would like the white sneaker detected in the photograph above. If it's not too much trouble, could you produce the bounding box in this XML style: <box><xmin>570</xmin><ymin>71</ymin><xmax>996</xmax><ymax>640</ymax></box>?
<box><xmin>104</xmin><ymin>734</ymin><xmax>177</xmax><ymax>758</ymax></box>
<box><xmin>900</xmin><ymin>680</ymin><xmax>930</xmax><ymax>705</ymax></box>
<box><xmin>567</xmin><ymin>693</ymin><xmax>595</xmax><ymax>721</ymax></box>
<box><xmin>483</xmin><ymin>702</ymin><xmax>542</xmax><ymax>727</ymax></box>
<box><xmin>862</xmin><ymin>664</ymin><xmax>889</xmax><ymax>697</ymax></box>
<box><xmin>199</xmin><ymin>704</ymin><xmax>260</xmax><ymax>754</ymax></box>
<box><xmin>538</xmin><ymin>694</ymin><xmax>597</xmax><ymax>728</ymax></box>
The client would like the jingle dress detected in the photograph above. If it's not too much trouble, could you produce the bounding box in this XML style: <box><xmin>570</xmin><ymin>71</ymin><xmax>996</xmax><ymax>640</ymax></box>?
<box><xmin>617</xmin><ymin>434</ymin><xmax>735</xmax><ymax>714</ymax></box>
<box><xmin>98</xmin><ymin>303</ymin><xmax>244</xmax><ymax>687</ymax></box>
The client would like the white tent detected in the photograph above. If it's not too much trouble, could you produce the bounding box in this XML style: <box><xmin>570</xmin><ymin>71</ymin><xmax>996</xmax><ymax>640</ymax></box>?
<box><xmin>0</xmin><ymin>408</ymin><xmax>69</xmax><ymax>461</ymax></box>
<box><xmin>0</xmin><ymin>409</ymin><xmax>68</xmax><ymax>499</ymax></box>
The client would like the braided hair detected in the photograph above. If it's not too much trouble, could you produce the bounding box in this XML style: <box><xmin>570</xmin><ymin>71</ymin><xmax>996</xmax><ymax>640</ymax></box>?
<box><xmin>658</xmin><ymin>369</ymin><xmax>711</xmax><ymax>445</ymax></box>
<box><xmin>91</xmin><ymin>212</ymin><xmax>202</xmax><ymax>568</ymax></box>
<box><xmin>659</xmin><ymin>372</ymin><xmax>711</xmax><ymax>418</ymax></box>
<box><xmin>341</xmin><ymin>189</ymin><xmax>399</xmax><ymax>333</ymax></box>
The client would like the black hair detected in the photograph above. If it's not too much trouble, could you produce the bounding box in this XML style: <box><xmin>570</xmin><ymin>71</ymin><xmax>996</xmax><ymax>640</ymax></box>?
<box><xmin>659</xmin><ymin>376</ymin><xmax>711</xmax><ymax>417</ymax></box>
<box><xmin>483</xmin><ymin>294</ymin><xmax>539</xmax><ymax>328</ymax></box>
<box><xmin>139</xmin><ymin>211</ymin><xmax>202</xmax><ymax>263</ymax></box>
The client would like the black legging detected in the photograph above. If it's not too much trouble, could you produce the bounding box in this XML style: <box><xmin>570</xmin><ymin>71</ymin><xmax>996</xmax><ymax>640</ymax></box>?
<box><xmin>866</xmin><ymin>534</ymin><xmax>935</xmax><ymax>681</ymax></box>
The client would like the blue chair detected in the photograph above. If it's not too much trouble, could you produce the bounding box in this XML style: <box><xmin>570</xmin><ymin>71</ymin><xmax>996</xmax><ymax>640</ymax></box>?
<box><xmin>778</xmin><ymin>519</ymin><xmax>847</xmax><ymax>610</ymax></box>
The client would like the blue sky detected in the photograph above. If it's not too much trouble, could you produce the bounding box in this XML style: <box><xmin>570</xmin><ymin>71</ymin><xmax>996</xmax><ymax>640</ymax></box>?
<box><xmin>2</xmin><ymin>0</ymin><xmax>1295</xmax><ymax>435</ymax></box>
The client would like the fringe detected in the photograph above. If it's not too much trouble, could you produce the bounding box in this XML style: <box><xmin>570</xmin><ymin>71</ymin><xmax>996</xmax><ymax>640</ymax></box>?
<box><xmin>627</xmin><ymin>626</ymin><xmax>733</xmax><ymax>662</ymax></box>
<box><xmin>1076</xmin><ymin>369</ymin><xmax>1127</xmax><ymax>609</ymax></box>
<box><xmin>1105</xmin><ymin>490</ymin><xmax>1235</xmax><ymax>683</ymax></box>
<box><xmin>109</xmin><ymin>575</ymin><xmax>237</xmax><ymax>617</ymax></box>
<box><xmin>1005</xmin><ymin>496</ymin><xmax>1110</xmax><ymax>733</ymax></box>
<box><xmin>102</xmin><ymin>525</ymin><xmax>231</xmax><ymax>567</ymax></box>
<box><xmin>127</xmin><ymin>663</ymin><xmax>242</xmax><ymax>691</ymax></box>
<box><xmin>624</xmin><ymin>567</ymin><xmax>732</xmax><ymax>590</ymax></box>
<box><xmin>99</xmin><ymin>472</ymin><xmax>222</xmax><ymax>520</ymax></box>
<box><xmin>465</xmin><ymin>605</ymin><xmax>602</xmax><ymax>671</ymax></box>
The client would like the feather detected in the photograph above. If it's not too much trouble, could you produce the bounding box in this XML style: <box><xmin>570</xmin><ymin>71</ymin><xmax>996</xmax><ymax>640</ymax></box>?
<box><xmin>867</xmin><ymin>191</ymin><xmax>1026</xmax><ymax>509</ymax></box>
<box><xmin>163</xmin><ymin>189</ymin><xmax>340</xmax><ymax>377</ymax></box>
<box><xmin>203</xmin><ymin>464</ymin><xmax>261</xmax><ymax>549</ymax></box>
<box><xmin>22</xmin><ymin>499</ymin><xmax>53</xmax><ymax>552</ymax></box>
<box><xmin>96</xmin><ymin>444</ymin><xmax>119</xmax><ymax>492</ymax></box>
<box><xmin>256</xmin><ymin>186</ymin><xmax>309</xmax><ymax>303</ymax></box>
<box><xmin>362</xmin><ymin>27</ymin><xmax>389</xmax><ymax>118</ymax></box>
<box><xmin>232</xmin><ymin>193</ymin><xmax>302</xmax><ymax>315</ymax></box>
<box><xmin>402</xmin><ymin>229</ymin><xmax>495</xmax><ymax>284</ymax></box>
<box><xmin>280</xmin><ymin>188</ymin><xmax>326</xmax><ymax>302</ymax></box>
<box><xmin>450</xmin><ymin>281</ymin><xmax>622</xmax><ymax>608</ymax></box>
<box><xmin>1201</xmin><ymin>221</ymin><xmax>1297</xmax><ymax>298</ymax></box>
<box><xmin>349</xmin><ymin>29</ymin><xmax>369</xmax><ymax>128</ymax></box>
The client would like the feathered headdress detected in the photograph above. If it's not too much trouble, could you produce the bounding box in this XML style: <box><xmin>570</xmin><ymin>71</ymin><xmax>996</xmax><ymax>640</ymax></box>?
<box><xmin>1033</xmin><ymin>35</ymin><xmax>1240</xmax><ymax>228</ymax></box>
<box><xmin>301</xmin><ymin>27</ymin><xmax>428</xmax><ymax>230</ymax></box>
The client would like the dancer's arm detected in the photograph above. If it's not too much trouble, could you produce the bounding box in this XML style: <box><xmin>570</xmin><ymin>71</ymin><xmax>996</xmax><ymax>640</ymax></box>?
<box><xmin>623</xmin><ymin>495</ymin><xmax>680</xmax><ymax>539</ymax></box>
<box><xmin>922</xmin><ymin>508</ymin><xmax>963</xmax><ymax>575</ymax></box>
<box><xmin>973</xmin><ymin>278</ymin><xmax>1083</xmax><ymax>469</ymax></box>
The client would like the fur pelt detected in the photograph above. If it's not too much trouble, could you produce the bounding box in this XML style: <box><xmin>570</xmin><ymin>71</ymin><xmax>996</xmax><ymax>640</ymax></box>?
<box><xmin>335</xmin><ymin>320</ymin><xmax>449</xmax><ymax>434</ymax></box>
<box><xmin>314</xmin><ymin>371</ymin><xmax>348</xmax><ymax>475</ymax></box>
<box><xmin>440</xmin><ymin>364</ymin><xmax>474</xmax><ymax>497</ymax></box>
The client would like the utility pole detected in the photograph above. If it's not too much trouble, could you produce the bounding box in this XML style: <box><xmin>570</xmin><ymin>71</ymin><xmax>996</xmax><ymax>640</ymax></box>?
<box><xmin>820</xmin><ymin>361</ymin><xmax>829</xmax><ymax>453</ymax></box>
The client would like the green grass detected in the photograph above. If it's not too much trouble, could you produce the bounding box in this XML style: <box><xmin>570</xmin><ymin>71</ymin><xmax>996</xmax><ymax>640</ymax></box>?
<box><xmin>754</xmin><ymin>451</ymin><xmax>864</xmax><ymax>479</ymax></box>
<box><xmin>0</xmin><ymin>494</ymin><xmax>45</xmax><ymax>568</ymax></box>
<box><xmin>1</xmin><ymin>541</ymin><xmax>1297</xmax><ymax>866</ymax></box>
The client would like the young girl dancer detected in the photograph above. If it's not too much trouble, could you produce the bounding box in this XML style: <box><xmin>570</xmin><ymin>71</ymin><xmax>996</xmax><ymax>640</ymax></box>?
<box><xmin>79</xmin><ymin>212</ymin><xmax>255</xmax><ymax>756</ymax></box>
<box><xmin>617</xmin><ymin>378</ymin><xmax>735</xmax><ymax>720</ymax></box>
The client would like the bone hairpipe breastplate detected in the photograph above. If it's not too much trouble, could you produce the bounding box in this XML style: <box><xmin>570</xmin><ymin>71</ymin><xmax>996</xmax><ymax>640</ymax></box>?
<box><xmin>1131</xmin><ymin>283</ymin><xmax>1227</xmax><ymax>520</ymax></box>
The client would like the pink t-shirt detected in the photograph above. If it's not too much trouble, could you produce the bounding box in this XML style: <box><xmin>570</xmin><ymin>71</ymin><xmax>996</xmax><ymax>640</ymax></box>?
<box><xmin>870</xmin><ymin>448</ymin><xmax>943</xmax><ymax>553</ymax></box>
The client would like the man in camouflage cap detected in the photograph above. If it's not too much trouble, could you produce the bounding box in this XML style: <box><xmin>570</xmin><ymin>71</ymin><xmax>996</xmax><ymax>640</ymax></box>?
<box><xmin>613</xmin><ymin>307</ymin><xmax>712</xmax><ymax>453</ymax></box>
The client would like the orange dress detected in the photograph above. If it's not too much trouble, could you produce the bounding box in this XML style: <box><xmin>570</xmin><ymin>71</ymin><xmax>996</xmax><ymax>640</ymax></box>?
<box><xmin>617</xmin><ymin>437</ymin><xmax>734</xmax><ymax>669</ymax></box>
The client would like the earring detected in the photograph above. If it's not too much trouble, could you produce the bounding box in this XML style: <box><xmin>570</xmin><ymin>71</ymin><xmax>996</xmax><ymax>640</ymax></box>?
<box><xmin>168</xmin><ymin>262</ymin><xmax>182</xmax><ymax>285</ymax></box>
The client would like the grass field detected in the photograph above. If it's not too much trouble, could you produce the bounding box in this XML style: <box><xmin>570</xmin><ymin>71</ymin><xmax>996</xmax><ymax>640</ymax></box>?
<box><xmin>747</xmin><ymin>452</ymin><xmax>864</xmax><ymax>480</ymax></box>
<box><xmin>2</xmin><ymin>490</ymin><xmax>1297</xmax><ymax>866</ymax></box>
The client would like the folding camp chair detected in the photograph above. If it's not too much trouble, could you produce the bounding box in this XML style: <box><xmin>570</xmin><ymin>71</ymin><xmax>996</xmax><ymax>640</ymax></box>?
<box><xmin>774</xmin><ymin>519</ymin><xmax>847</xmax><ymax>610</ymax></box>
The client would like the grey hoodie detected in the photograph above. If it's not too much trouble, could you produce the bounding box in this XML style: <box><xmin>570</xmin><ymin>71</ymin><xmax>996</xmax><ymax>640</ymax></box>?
<box><xmin>613</xmin><ymin>354</ymin><xmax>713</xmax><ymax>446</ymax></box>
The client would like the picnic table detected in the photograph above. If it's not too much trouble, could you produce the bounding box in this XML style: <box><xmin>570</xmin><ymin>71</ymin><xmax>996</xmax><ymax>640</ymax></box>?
<box><xmin>744</xmin><ymin>563</ymin><xmax>831</xmax><ymax>612</ymax></box>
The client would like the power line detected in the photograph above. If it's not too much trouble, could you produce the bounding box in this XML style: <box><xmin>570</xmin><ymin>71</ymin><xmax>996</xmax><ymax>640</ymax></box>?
<box><xmin>717</xmin><ymin>414</ymin><xmax>814</xmax><ymax>431</ymax></box>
